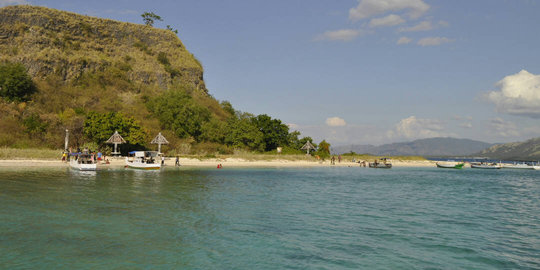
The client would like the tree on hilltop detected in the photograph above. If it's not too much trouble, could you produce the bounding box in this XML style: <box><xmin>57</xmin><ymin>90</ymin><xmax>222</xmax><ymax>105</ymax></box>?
<box><xmin>141</xmin><ymin>12</ymin><xmax>162</xmax><ymax>26</ymax></box>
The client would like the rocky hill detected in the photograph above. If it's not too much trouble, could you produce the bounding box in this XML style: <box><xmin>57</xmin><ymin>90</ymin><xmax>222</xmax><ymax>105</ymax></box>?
<box><xmin>0</xmin><ymin>5</ymin><xmax>306</xmax><ymax>155</ymax></box>
<box><xmin>0</xmin><ymin>5</ymin><xmax>205</xmax><ymax>91</ymax></box>
<box><xmin>333</xmin><ymin>137</ymin><xmax>494</xmax><ymax>157</ymax></box>
<box><xmin>476</xmin><ymin>137</ymin><xmax>540</xmax><ymax>160</ymax></box>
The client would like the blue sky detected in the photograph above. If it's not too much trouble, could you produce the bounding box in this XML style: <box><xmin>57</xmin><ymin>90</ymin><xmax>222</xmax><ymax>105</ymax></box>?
<box><xmin>3</xmin><ymin>0</ymin><xmax>540</xmax><ymax>146</ymax></box>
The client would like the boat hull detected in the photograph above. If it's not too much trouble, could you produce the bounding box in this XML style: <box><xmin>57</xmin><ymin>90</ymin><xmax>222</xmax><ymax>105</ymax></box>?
<box><xmin>436</xmin><ymin>162</ymin><xmax>464</xmax><ymax>169</ymax></box>
<box><xmin>70</xmin><ymin>161</ymin><xmax>97</xmax><ymax>171</ymax></box>
<box><xmin>126</xmin><ymin>161</ymin><xmax>161</xmax><ymax>170</ymax></box>
<box><xmin>471</xmin><ymin>164</ymin><xmax>501</xmax><ymax>169</ymax></box>
<box><xmin>369</xmin><ymin>163</ymin><xmax>392</xmax><ymax>169</ymax></box>
<box><xmin>502</xmin><ymin>164</ymin><xmax>535</xmax><ymax>170</ymax></box>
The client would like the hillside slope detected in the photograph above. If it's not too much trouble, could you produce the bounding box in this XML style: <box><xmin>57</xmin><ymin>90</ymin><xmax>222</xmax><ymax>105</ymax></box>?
<box><xmin>0</xmin><ymin>5</ymin><xmax>308</xmax><ymax>155</ymax></box>
<box><xmin>334</xmin><ymin>137</ymin><xmax>494</xmax><ymax>156</ymax></box>
<box><xmin>0</xmin><ymin>5</ymin><xmax>205</xmax><ymax>91</ymax></box>
<box><xmin>476</xmin><ymin>137</ymin><xmax>540</xmax><ymax>160</ymax></box>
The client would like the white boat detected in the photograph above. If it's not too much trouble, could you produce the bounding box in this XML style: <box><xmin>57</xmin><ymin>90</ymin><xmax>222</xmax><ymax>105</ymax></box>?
<box><xmin>501</xmin><ymin>163</ymin><xmax>535</xmax><ymax>170</ymax></box>
<box><xmin>436</xmin><ymin>161</ymin><xmax>465</xmax><ymax>169</ymax></box>
<box><xmin>126</xmin><ymin>151</ymin><xmax>161</xmax><ymax>170</ymax></box>
<box><xmin>69</xmin><ymin>153</ymin><xmax>97</xmax><ymax>171</ymax></box>
<box><xmin>533</xmin><ymin>166</ymin><xmax>540</xmax><ymax>170</ymax></box>
<box><xmin>470</xmin><ymin>162</ymin><xmax>501</xmax><ymax>169</ymax></box>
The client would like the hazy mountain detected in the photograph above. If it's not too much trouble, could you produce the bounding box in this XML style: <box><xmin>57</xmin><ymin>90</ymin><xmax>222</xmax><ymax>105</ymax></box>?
<box><xmin>333</xmin><ymin>137</ymin><xmax>494</xmax><ymax>157</ymax></box>
<box><xmin>476</xmin><ymin>137</ymin><xmax>540</xmax><ymax>160</ymax></box>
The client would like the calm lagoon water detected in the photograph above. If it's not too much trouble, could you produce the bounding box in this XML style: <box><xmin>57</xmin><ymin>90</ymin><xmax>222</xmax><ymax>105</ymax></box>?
<box><xmin>0</xmin><ymin>167</ymin><xmax>539</xmax><ymax>269</ymax></box>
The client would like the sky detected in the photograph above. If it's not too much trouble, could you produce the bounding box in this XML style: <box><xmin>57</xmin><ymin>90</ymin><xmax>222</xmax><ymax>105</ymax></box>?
<box><xmin>2</xmin><ymin>0</ymin><xmax>540</xmax><ymax>146</ymax></box>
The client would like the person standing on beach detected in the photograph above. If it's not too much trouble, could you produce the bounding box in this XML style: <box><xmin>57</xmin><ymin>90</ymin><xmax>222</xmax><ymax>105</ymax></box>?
<box><xmin>338</xmin><ymin>155</ymin><xmax>342</xmax><ymax>163</ymax></box>
<box><xmin>161</xmin><ymin>155</ymin><xmax>165</xmax><ymax>165</ymax></box>
<box><xmin>175</xmin><ymin>156</ymin><xmax>180</xmax><ymax>166</ymax></box>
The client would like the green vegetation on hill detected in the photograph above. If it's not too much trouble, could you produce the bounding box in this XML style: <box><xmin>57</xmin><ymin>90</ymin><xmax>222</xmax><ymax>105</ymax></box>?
<box><xmin>477</xmin><ymin>137</ymin><xmax>540</xmax><ymax>160</ymax></box>
<box><xmin>0</xmin><ymin>5</ymin><xmax>321</xmax><ymax>156</ymax></box>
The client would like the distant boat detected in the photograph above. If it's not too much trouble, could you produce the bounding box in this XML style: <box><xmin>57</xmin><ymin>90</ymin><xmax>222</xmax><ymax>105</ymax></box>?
<box><xmin>436</xmin><ymin>161</ymin><xmax>464</xmax><ymax>169</ymax></box>
<box><xmin>70</xmin><ymin>153</ymin><xmax>97</xmax><ymax>171</ymax></box>
<box><xmin>126</xmin><ymin>151</ymin><xmax>161</xmax><ymax>170</ymax></box>
<box><xmin>533</xmin><ymin>166</ymin><xmax>540</xmax><ymax>170</ymax></box>
<box><xmin>501</xmin><ymin>163</ymin><xmax>535</xmax><ymax>170</ymax></box>
<box><xmin>369</xmin><ymin>158</ymin><xmax>392</xmax><ymax>169</ymax></box>
<box><xmin>470</xmin><ymin>162</ymin><xmax>501</xmax><ymax>169</ymax></box>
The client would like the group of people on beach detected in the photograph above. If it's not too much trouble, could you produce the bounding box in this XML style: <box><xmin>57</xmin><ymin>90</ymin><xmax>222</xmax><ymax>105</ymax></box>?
<box><xmin>61</xmin><ymin>147</ymin><xmax>109</xmax><ymax>164</ymax></box>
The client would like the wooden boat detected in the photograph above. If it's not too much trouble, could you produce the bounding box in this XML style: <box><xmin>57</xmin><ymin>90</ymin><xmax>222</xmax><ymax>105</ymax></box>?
<box><xmin>436</xmin><ymin>161</ymin><xmax>464</xmax><ymax>169</ymax></box>
<box><xmin>69</xmin><ymin>153</ymin><xmax>97</xmax><ymax>171</ymax></box>
<box><xmin>125</xmin><ymin>151</ymin><xmax>161</xmax><ymax>170</ymax></box>
<box><xmin>470</xmin><ymin>162</ymin><xmax>501</xmax><ymax>169</ymax></box>
<box><xmin>501</xmin><ymin>163</ymin><xmax>535</xmax><ymax>170</ymax></box>
<box><xmin>369</xmin><ymin>158</ymin><xmax>392</xmax><ymax>169</ymax></box>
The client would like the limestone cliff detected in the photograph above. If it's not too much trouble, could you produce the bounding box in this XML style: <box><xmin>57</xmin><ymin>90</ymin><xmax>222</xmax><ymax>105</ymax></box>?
<box><xmin>0</xmin><ymin>5</ymin><xmax>206</xmax><ymax>92</ymax></box>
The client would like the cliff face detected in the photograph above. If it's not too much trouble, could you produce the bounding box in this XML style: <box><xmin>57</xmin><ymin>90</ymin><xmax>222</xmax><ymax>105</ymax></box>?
<box><xmin>0</xmin><ymin>5</ymin><xmax>206</xmax><ymax>92</ymax></box>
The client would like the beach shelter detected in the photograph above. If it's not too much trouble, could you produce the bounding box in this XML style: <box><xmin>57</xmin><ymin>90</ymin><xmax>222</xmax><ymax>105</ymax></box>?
<box><xmin>151</xmin><ymin>132</ymin><xmax>169</xmax><ymax>155</ymax></box>
<box><xmin>301</xmin><ymin>141</ymin><xmax>316</xmax><ymax>155</ymax></box>
<box><xmin>106</xmin><ymin>130</ymin><xmax>126</xmax><ymax>155</ymax></box>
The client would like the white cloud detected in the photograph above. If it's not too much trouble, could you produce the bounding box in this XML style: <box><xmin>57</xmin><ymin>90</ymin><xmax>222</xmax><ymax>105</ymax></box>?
<box><xmin>489</xmin><ymin>118</ymin><xmax>520</xmax><ymax>137</ymax></box>
<box><xmin>0</xmin><ymin>0</ymin><xmax>27</xmax><ymax>6</ymax></box>
<box><xmin>417</xmin><ymin>37</ymin><xmax>453</xmax><ymax>46</ymax></box>
<box><xmin>349</xmin><ymin>0</ymin><xmax>430</xmax><ymax>21</ymax></box>
<box><xmin>369</xmin><ymin>14</ymin><xmax>405</xmax><ymax>28</ymax></box>
<box><xmin>387</xmin><ymin>116</ymin><xmax>447</xmax><ymax>140</ymax></box>
<box><xmin>487</xmin><ymin>69</ymin><xmax>540</xmax><ymax>118</ymax></box>
<box><xmin>326</xmin><ymin>117</ymin><xmax>347</xmax><ymax>127</ymax></box>
<box><xmin>398</xmin><ymin>20</ymin><xmax>433</xmax><ymax>32</ymax></box>
<box><xmin>314</xmin><ymin>29</ymin><xmax>362</xmax><ymax>42</ymax></box>
<box><xmin>397</xmin><ymin>36</ymin><xmax>412</xmax><ymax>45</ymax></box>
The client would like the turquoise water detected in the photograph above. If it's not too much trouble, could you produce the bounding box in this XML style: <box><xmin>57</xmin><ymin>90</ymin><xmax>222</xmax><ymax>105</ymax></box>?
<box><xmin>0</xmin><ymin>167</ymin><xmax>539</xmax><ymax>269</ymax></box>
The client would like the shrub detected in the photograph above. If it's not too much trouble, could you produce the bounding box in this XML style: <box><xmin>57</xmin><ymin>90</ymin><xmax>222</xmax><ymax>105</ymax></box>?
<box><xmin>0</xmin><ymin>62</ymin><xmax>37</xmax><ymax>102</ymax></box>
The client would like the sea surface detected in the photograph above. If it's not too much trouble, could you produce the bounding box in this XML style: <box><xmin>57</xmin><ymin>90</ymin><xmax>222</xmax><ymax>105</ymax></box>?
<box><xmin>0</xmin><ymin>166</ymin><xmax>539</xmax><ymax>269</ymax></box>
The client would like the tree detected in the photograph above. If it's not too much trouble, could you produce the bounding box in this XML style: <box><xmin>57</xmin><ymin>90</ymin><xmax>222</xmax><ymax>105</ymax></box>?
<box><xmin>141</xmin><ymin>12</ymin><xmax>162</xmax><ymax>27</ymax></box>
<box><xmin>147</xmin><ymin>89</ymin><xmax>211</xmax><ymax>141</ymax></box>
<box><xmin>200</xmin><ymin>118</ymin><xmax>226</xmax><ymax>144</ymax></box>
<box><xmin>224</xmin><ymin>116</ymin><xmax>265</xmax><ymax>151</ymax></box>
<box><xmin>315</xmin><ymin>139</ymin><xmax>331</xmax><ymax>159</ymax></box>
<box><xmin>252</xmin><ymin>114</ymin><xmax>290</xmax><ymax>152</ymax></box>
<box><xmin>83</xmin><ymin>112</ymin><xmax>147</xmax><ymax>147</ymax></box>
<box><xmin>166</xmin><ymin>25</ymin><xmax>178</xmax><ymax>34</ymax></box>
<box><xmin>0</xmin><ymin>62</ymin><xmax>36</xmax><ymax>102</ymax></box>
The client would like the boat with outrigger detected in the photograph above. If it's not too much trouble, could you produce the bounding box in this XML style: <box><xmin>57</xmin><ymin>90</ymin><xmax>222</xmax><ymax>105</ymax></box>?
<box><xmin>369</xmin><ymin>158</ymin><xmax>392</xmax><ymax>168</ymax></box>
<box><xmin>69</xmin><ymin>150</ymin><xmax>97</xmax><ymax>171</ymax></box>
<box><xmin>125</xmin><ymin>151</ymin><xmax>161</xmax><ymax>170</ymax></box>
<box><xmin>470</xmin><ymin>162</ymin><xmax>501</xmax><ymax>169</ymax></box>
<box><xmin>436</xmin><ymin>160</ymin><xmax>465</xmax><ymax>169</ymax></box>
<box><xmin>501</xmin><ymin>162</ymin><xmax>537</xmax><ymax>170</ymax></box>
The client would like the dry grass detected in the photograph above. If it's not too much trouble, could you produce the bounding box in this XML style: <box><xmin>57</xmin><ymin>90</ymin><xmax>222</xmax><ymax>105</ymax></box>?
<box><xmin>0</xmin><ymin>147</ymin><xmax>62</xmax><ymax>159</ymax></box>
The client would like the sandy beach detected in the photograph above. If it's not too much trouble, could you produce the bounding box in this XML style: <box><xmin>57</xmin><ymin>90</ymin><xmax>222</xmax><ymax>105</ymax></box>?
<box><xmin>0</xmin><ymin>158</ymin><xmax>437</xmax><ymax>168</ymax></box>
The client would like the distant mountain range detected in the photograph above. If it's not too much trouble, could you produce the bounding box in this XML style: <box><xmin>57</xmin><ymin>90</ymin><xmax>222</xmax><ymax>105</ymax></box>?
<box><xmin>476</xmin><ymin>137</ymin><xmax>540</xmax><ymax>160</ymax></box>
<box><xmin>332</xmin><ymin>137</ymin><xmax>494</xmax><ymax>157</ymax></box>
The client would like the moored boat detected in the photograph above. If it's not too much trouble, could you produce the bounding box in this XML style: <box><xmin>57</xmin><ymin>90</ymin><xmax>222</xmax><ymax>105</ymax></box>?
<box><xmin>436</xmin><ymin>161</ymin><xmax>464</xmax><ymax>169</ymax></box>
<box><xmin>69</xmin><ymin>153</ymin><xmax>97</xmax><ymax>171</ymax></box>
<box><xmin>126</xmin><ymin>151</ymin><xmax>161</xmax><ymax>170</ymax></box>
<box><xmin>369</xmin><ymin>158</ymin><xmax>392</xmax><ymax>169</ymax></box>
<box><xmin>470</xmin><ymin>162</ymin><xmax>501</xmax><ymax>169</ymax></box>
<box><xmin>501</xmin><ymin>163</ymin><xmax>535</xmax><ymax>170</ymax></box>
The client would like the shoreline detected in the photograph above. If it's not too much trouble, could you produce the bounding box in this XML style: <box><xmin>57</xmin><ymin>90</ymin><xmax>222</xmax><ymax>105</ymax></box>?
<box><xmin>0</xmin><ymin>158</ymin><xmax>437</xmax><ymax>168</ymax></box>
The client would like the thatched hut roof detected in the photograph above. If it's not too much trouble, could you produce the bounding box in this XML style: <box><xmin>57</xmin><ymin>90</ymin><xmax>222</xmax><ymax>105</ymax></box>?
<box><xmin>105</xmin><ymin>131</ymin><xmax>126</xmax><ymax>144</ymax></box>
<box><xmin>301</xmin><ymin>141</ymin><xmax>316</xmax><ymax>151</ymax></box>
<box><xmin>151</xmin><ymin>132</ymin><xmax>169</xmax><ymax>145</ymax></box>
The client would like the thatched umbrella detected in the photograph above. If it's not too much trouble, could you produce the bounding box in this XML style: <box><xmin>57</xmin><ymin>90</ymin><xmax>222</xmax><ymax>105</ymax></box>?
<box><xmin>301</xmin><ymin>141</ymin><xmax>316</xmax><ymax>155</ymax></box>
<box><xmin>106</xmin><ymin>131</ymin><xmax>126</xmax><ymax>155</ymax></box>
<box><xmin>151</xmin><ymin>132</ymin><xmax>169</xmax><ymax>155</ymax></box>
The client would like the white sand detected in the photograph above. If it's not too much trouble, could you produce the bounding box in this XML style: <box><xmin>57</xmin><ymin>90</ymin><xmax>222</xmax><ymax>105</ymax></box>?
<box><xmin>0</xmin><ymin>158</ymin><xmax>437</xmax><ymax>168</ymax></box>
